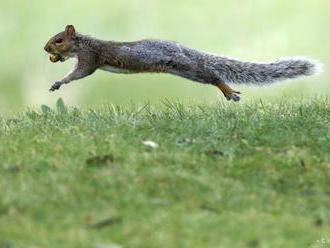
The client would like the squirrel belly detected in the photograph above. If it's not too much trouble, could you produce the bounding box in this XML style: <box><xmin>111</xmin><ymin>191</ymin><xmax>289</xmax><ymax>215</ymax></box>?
<box><xmin>100</xmin><ymin>65</ymin><xmax>133</xmax><ymax>74</ymax></box>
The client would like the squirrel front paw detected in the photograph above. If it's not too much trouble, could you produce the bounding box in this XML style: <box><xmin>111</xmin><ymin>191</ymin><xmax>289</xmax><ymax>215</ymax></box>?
<box><xmin>49</xmin><ymin>81</ymin><xmax>63</xmax><ymax>92</ymax></box>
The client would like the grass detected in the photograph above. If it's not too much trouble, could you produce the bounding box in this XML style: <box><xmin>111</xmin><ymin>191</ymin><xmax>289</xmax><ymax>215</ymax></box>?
<box><xmin>0</xmin><ymin>98</ymin><xmax>330</xmax><ymax>248</ymax></box>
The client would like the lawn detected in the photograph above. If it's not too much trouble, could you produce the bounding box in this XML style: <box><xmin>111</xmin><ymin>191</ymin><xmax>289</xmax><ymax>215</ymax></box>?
<box><xmin>0</xmin><ymin>98</ymin><xmax>329</xmax><ymax>248</ymax></box>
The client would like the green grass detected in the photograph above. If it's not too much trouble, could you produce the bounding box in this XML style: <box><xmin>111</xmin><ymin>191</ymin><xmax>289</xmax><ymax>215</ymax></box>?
<box><xmin>0</xmin><ymin>98</ymin><xmax>330</xmax><ymax>248</ymax></box>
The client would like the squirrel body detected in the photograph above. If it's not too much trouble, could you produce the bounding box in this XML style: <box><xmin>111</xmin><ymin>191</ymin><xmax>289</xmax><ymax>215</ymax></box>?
<box><xmin>44</xmin><ymin>25</ymin><xmax>321</xmax><ymax>101</ymax></box>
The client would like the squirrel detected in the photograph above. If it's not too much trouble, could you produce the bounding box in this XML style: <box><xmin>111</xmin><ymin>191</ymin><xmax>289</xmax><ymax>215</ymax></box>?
<box><xmin>44</xmin><ymin>25</ymin><xmax>321</xmax><ymax>102</ymax></box>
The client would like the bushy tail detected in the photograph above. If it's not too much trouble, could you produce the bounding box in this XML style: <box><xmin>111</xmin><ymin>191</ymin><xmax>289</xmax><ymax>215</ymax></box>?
<box><xmin>214</xmin><ymin>57</ymin><xmax>322</xmax><ymax>84</ymax></box>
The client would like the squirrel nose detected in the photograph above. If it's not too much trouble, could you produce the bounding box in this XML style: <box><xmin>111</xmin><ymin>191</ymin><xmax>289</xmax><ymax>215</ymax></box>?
<box><xmin>44</xmin><ymin>45</ymin><xmax>50</xmax><ymax>52</ymax></box>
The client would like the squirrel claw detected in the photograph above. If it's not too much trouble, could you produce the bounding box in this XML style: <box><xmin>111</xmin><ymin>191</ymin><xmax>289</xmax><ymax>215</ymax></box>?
<box><xmin>49</xmin><ymin>82</ymin><xmax>62</xmax><ymax>92</ymax></box>
<box><xmin>226</xmin><ymin>93</ymin><xmax>240</xmax><ymax>102</ymax></box>
<box><xmin>216</xmin><ymin>83</ymin><xmax>241</xmax><ymax>102</ymax></box>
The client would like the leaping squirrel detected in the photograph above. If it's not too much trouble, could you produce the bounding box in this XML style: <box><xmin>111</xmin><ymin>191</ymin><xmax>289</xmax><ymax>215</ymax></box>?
<box><xmin>44</xmin><ymin>25</ymin><xmax>321</xmax><ymax>101</ymax></box>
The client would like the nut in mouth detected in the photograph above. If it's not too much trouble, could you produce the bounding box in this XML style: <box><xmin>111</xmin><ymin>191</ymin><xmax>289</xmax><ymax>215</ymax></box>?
<box><xmin>49</xmin><ymin>53</ymin><xmax>63</xmax><ymax>63</ymax></box>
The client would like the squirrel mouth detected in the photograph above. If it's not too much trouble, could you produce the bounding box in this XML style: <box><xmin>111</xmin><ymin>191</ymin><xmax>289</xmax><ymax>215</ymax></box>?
<box><xmin>49</xmin><ymin>53</ymin><xmax>63</xmax><ymax>63</ymax></box>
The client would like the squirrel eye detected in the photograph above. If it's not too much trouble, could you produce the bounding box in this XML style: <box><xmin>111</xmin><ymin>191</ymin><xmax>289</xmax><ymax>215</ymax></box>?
<box><xmin>55</xmin><ymin>38</ymin><xmax>63</xmax><ymax>44</ymax></box>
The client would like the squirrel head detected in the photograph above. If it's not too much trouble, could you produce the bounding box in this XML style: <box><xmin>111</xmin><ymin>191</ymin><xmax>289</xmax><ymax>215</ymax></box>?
<box><xmin>44</xmin><ymin>25</ymin><xmax>78</xmax><ymax>62</ymax></box>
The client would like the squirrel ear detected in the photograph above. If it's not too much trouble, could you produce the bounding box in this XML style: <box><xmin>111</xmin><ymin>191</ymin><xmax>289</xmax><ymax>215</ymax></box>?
<box><xmin>65</xmin><ymin>25</ymin><xmax>76</xmax><ymax>37</ymax></box>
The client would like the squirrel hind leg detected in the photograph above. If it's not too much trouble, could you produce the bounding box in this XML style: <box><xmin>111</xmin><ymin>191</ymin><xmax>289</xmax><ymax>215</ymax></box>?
<box><xmin>215</xmin><ymin>82</ymin><xmax>241</xmax><ymax>102</ymax></box>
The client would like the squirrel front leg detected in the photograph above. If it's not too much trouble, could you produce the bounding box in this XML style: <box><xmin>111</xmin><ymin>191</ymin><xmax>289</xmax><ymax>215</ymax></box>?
<box><xmin>49</xmin><ymin>53</ymin><xmax>97</xmax><ymax>92</ymax></box>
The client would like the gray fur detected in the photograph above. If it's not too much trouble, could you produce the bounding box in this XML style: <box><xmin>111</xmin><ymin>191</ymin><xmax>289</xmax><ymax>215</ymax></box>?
<box><xmin>110</xmin><ymin>39</ymin><xmax>320</xmax><ymax>85</ymax></box>
<box><xmin>45</xmin><ymin>27</ymin><xmax>321</xmax><ymax>92</ymax></box>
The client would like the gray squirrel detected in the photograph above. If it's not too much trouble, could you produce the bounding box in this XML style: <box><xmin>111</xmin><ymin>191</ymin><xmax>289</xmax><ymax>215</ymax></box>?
<box><xmin>44</xmin><ymin>25</ymin><xmax>321</xmax><ymax>101</ymax></box>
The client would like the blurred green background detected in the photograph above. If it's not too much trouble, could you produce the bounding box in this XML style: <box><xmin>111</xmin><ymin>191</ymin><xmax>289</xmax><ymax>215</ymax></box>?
<box><xmin>0</xmin><ymin>0</ymin><xmax>329</xmax><ymax>113</ymax></box>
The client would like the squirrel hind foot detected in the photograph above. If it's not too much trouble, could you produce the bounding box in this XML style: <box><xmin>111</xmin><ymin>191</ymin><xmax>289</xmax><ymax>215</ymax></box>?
<box><xmin>225</xmin><ymin>92</ymin><xmax>240</xmax><ymax>102</ymax></box>
<box><xmin>216</xmin><ymin>82</ymin><xmax>241</xmax><ymax>102</ymax></box>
